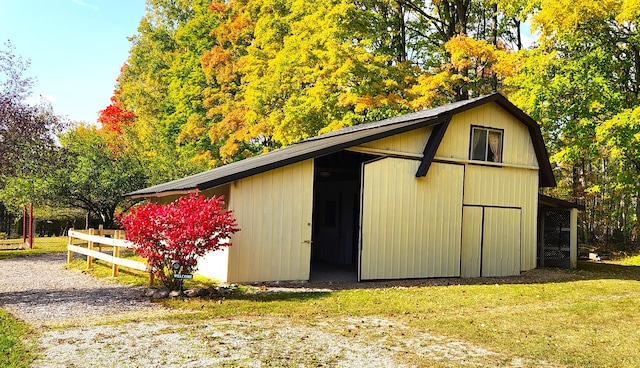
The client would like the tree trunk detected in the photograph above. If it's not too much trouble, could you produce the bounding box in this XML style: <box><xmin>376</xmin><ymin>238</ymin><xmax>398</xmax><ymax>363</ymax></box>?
<box><xmin>399</xmin><ymin>3</ymin><xmax>406</xmax><ymax>62</ymax></box>
<box><xmin>515</xmin><ymin>19</ymin><xmax>522</xmax><ymax>50</ymax></box>
<box><xmin>490</xmin><ymin>3</ymin><xmax>498</xmax><ymax>92</ymax></box>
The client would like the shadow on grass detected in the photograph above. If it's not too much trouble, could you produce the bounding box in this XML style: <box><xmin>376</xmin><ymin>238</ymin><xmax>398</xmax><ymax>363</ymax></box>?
<box><xmin>572</xmin><ymin>260</ymin><xmax>640</xmax><ymax>281</ymax></box>
<box><xmin>227</xmin><ymin>290</ymin><xmax>332</xmax><ymax>303</ymax></box>
<box><xmin>0</xmin><ymin>286</ymin><xmax>151</xmax><ymax>310</ymax></box>
<box><xmin>0</xmin><ymin>285</ymin><xmax>159</xmax><ymax>325</ymax></box>
<box><xmin>227</xmin><ymin>260</ymin><xmax>640</xmax><ymax>296</ymax></box>
<box><xmin>5</xmin><ymin>252</ymin><xmax>639</xmax><ymax>309</ymax></box>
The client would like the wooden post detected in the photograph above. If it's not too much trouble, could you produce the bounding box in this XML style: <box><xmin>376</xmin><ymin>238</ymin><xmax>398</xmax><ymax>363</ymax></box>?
<box><xmin>570</xmin><ymin>208</ymin><xmax>578</xmax><ymax>270</ymax></box>
<box><xmin>112</xmin><ymin>230</ymin><xmax>122</xmax><ymax>277</ymax></box>
<box><xmin>22</xmin><ymin>207</ymin><xmax>27</xmax><ymax>246</ymax></box>
<box><xmin>87</xmin><ymin>228</ymin><xmax>94</xmax><ymax>269</ymax></box>
<box><xmin>145</xmin><ymin>262</ymin><xmax>155</xmax><ymax>287</ymax></box>
<box><xmin>538</xmin><ymin>209</ymin><xmax>545</xmax><ymax>268</ymax></box>
<box><xmin>28</xmin><ymin>203</ymin><xmax>33</xmax><ymax>249</ymax></box>
<box><xmin>98</xmin><ymin>224</ymin><xmax>104</xmax><ymax>252</ymax></box>
<box><xmin>67</xmin><ymin>228</ymin><xmax>74</xmax><ymax>263</ymax></box>
<box><xmin>112</xmin><ymin>246</ymin><xmax>120</xmax><ymax>277</ymax></box>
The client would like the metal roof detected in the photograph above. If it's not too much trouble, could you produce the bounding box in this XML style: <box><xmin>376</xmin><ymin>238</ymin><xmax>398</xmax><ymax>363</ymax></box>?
<box><xmin>539</xmin><ymin>194</ymin><xmax>585</xmax><ymax>210</ymax></box>
<box><xmin>126</xmin><ymin>93</ymin><xmax>556</xmax><ymax>198</ymax></box>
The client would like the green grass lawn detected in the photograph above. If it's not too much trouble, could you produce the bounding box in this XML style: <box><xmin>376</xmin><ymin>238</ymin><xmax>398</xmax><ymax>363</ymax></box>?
<box><xmin>3</xmin><ymin>240</ymin><xmax>640</xmax><ymax>367</ymax></box>
<box><xmin>78</xmin><ymin>257</ymin><xmax>640</xmax><ymax>366</ymax></box>
<box><xmin>0</xmin><ymin>236</ymin><xmax>68</xmax><ymax>260</ymax></box>
<box><xmin>619</xmin><ymin>253</ymin><xmax>640</xmax><ymax>266</ymax></box>
<box><xmin>0</xmin><ymin>310</ymin><xmax>36</xmax><ymax>368</ymax></box>
<box><xmin>161</xmin><ymin>261</ymin><xmax>640</xmax><ymax>367</ymax></box>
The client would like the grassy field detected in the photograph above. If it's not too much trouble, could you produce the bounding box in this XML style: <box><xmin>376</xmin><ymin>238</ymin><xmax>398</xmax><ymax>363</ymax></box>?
<box><xmin>2</xmin><ymin>240</ymin><xmax>640</xmax><ymax>367</ymax></box>
<box><xmin>161</xmin><ymin>263</ymin><xmax>640</xmax><ymax>367</ymax></box>
<box><xmin>69</xmin><ymin>254</ymin><xmax>640</xmax><ymax>367</ymax></box>
<box><xmin>0</xmin><ymin>236</ymin><xmax>68</xmax><ymax>260</ymax></box>
<box><xmin>620</xmin><ymin>254</ymin><xmax>640</xmax><ymax>266</ymax></box>
<box><xmin>0</xmin><ymin>309</ymin><xmax>36</xmax><ymax>368</ymax></box>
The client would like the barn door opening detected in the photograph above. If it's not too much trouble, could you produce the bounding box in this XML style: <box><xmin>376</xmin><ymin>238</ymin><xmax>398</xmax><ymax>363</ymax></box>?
<box><xmin>310</xmin><ymin>151</ymin><xmax>376</xmax><ymax>282</ymax></box>
<box><xmin>461</xmin><ymin>206</ymin><xmax>522</xmax><ymax>277</ymax></box>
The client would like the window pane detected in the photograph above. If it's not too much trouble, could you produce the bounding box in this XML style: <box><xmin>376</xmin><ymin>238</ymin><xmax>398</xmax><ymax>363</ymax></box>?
<box><xmin>471</xmin><ymin>128</ymin><xmax>487</xmax><ymax>161</ymax></box>
<box><xmin>487</xmin><ymin>130</ymin><xmax>502</xmax><ymax>162</ymax></box>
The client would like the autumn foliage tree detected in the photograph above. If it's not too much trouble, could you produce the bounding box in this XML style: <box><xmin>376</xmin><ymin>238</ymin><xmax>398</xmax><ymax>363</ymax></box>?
<box><xmin>506</xmin><ymin>0</ymin><xmax>640</xmax><ymax>247</ymax></box>
<box><xmin>0</xmin><ymin>41</ymin><xmax>66</xmax><ymax>178</ymax></box>
<box><xmin>98</xmin><ymin>86</ymin><xmax>135</xmax><ymax>134</ymax></box>
<box><xmin>109</xmin><ymin>0</ymin><xmax>640</xmax><ymax>249</ymax></box>
<box><xmin>119</xmin><ymin>193</ymin><xmax>239</xmax><ymax>290</ymax></box>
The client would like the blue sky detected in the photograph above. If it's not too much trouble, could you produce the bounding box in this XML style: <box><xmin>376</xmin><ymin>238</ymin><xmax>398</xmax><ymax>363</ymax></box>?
<box><xmin>0</xmin><ymin>0</ymin><xmax>145</xmax><ymax>123</ymax></box>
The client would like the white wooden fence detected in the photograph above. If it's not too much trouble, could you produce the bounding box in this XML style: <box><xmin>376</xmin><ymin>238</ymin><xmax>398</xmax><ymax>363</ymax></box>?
<box><xmin>67</xmin><ymin>228</ymin><xmax>154</xmax><ymax>285</ymax></box>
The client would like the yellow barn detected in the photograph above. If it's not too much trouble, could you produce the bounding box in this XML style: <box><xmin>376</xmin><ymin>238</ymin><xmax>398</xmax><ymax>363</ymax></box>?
<box><xmin>126</xmin><ymin>93</ymin><xmax>581</xmax><ymax>283</ymax></box>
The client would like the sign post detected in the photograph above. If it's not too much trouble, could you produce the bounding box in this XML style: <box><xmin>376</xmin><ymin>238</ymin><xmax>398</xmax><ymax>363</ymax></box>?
<box><xmin>171</xmin><ymin>260</ymin><xmax>192</xmax><ymax>294</ymax></box>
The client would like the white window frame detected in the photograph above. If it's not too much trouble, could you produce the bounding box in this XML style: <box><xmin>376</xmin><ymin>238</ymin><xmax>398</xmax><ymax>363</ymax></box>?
<box><xmin>470</xmin><ymin>126</ymin><xmax>503</xmax><ymax>163</ymax></box>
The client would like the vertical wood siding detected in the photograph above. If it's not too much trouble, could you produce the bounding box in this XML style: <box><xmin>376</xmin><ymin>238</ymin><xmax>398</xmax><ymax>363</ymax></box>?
<box><xmin>226</xmin><ymin>160</ymin><xmax>314</xmax><ymax>283</ymax></box>
<box><xmin>464</xmin><ymin>166</ymin><xmax>538</xmax><ymax>270</ymax></box>
<box><xmin>460</xmin><ymin>207</ymin><xmax>483</xmax><ymax>277</ymax></box>
<box><xmin>201</xmin><ymin>185</ymin><xmax>231</xmax><ymax>202</ymax></box>
<box><xmin>437</xmin><ymin>103</ymin><xmax>539</xmax><ymax>168</ymax></box>
<box><xmin>361</xmin><ymin>159</ymin><xmax>464</xmax><ymax>280</ymax></box>
<box><xmin>361</xmin><ymin>127</ymin><xmax>432</xmax><ymax>154</ymax></box>
<box><xmin>482</xmin><ymin>207</ymin><xmax>521</xmax><ymax>277</ymax></box>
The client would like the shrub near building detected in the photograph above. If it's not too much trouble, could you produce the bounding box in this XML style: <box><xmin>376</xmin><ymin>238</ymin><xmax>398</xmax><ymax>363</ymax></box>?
<box><xmin>120</xmin><ymin>193</ymin><xmax>239</xmax><ymax>291</ymax></box>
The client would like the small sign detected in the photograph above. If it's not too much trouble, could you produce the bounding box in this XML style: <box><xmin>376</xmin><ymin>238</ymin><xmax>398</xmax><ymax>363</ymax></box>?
<box><xmin>173</xmin><ymin>274</ymin><xmax>193</xmax><ymax>279</ymax></box>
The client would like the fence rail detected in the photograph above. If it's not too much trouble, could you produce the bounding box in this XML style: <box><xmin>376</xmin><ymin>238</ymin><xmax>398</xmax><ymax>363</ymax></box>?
<box><xmin>67</xmin><ymin>228</ymin><xmax>154</xmax><ymax>285</ymax></box>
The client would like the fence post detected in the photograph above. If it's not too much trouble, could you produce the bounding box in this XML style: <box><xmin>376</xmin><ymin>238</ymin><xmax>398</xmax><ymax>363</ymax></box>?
<box><xmin>112</xmin><ymin>230</ymin><xmax>122</xmax><ymax>277</ymax></box>
<box><xmin>87</xmin><ymin>228</ymin><xmax>94</xmax><ymax>269</ymax></box>
<box><xmin>28</xmin><ymin>203</ymin><xmax>33</xmax><ymax>249</ymax></box>
<box><xmin>67</xmin><ymin>228</ymin><xmax>74</xmax><ymax>263</ymax></box>
<box><xmin>149</xmin><ymin>268</ymin><xmax>155</xmax><ymax>287</ymax></box>
<box><xmin>98</xmin><ymin>224</ymin><xmax>104</xmax><ymax>252</ymax></box>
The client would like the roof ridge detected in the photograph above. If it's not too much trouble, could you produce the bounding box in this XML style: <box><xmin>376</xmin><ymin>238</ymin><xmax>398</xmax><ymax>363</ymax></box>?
<box><xmin>300</xmin><ymin>93</ymin><xmax>497</xmax><ymax>144</ymax></box>
<box><xmin>126</xmin><ymin>92</ymin><xmax>558</xmax><ymax>198</ymax></box>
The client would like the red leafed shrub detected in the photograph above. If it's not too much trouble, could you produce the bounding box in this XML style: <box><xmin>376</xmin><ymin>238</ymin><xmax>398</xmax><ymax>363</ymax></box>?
<box><xmin>119</xmin><ymin>192</ymin><xmax>239</xmax><ymax>290</ymax></box>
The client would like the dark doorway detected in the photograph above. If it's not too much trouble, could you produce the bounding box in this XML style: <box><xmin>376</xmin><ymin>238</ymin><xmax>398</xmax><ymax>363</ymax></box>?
<box><xmin>310</xmin><ymin>150</ymin><xmax>377</xmax><ymax>281</ymax></box>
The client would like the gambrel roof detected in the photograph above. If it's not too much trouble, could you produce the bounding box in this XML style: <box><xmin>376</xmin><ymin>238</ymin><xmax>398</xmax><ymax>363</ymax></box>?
<box><xmin>126</xmin><ymin>93</ymin><xmax>556</xmax><ymax>198</ymax></box>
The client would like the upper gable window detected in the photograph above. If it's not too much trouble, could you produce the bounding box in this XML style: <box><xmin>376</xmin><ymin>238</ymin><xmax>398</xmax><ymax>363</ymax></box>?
<box><xmin>470</xmin><ymin>126</ymin><xmax>503</xmax><ymax>163</ymax></box>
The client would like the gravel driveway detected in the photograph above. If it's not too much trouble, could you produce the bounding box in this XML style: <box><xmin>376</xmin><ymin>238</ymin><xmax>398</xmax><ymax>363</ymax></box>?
<box><xmin>1</xmin><ymin>253</ymin><xmax>557</xmax><ymax>367</ymax></box>
<box><xmin>0</xmin><ymin>253</ymin><xmax>161</xmax><ymax>327</ymax></box>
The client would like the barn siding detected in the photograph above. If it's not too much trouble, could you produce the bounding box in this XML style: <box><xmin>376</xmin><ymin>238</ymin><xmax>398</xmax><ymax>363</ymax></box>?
<box><xmin>437</xmin><ymin>102</ymin><xmax>539</xmax><ymax>168</ymax></box>
<box><xmin>463</xmin><ymin>166</ymin><xmax>538</xmax><ymax>271</ymax></box>
<box><xmin>152</xmin><ymin>185</ymin><xmax>232</xmax><ymax>282</ymax></box>
<box><xmin>226</xmin><ymin>160</ymin><xmax>314</xmax><ymax>283</ymax></box>
<box><xmin>460</xmin><ymin>207</ymin><xmax>483</xmax><ymax>277</ymax></box>
<box><xmin>361</xmin><ymin>159</ymin><xmax>464</xmax><ymax>280</ymax></box>
<box><xmin>201</xmin><ymin>185</ymin><xmax>231</xmax><ymax>202</ymax></box>
<box><xmin>438</xmin><ymin>102</ymin><xmax>539</xmax><ymax>273</ymax></box>
<box><xmin>360</xmin><ymin>126</ymin><xmax>432</xmax><ymax>154</ymax></box>
<box><xmin>359</xmin><ymin>102</ymin><xmax>540</xmax><ymax>278</ymax></box>
<box><xmin>482</xmin><ymin>207</ymin><xmax>522</xmax><ymax>276</ymax></box>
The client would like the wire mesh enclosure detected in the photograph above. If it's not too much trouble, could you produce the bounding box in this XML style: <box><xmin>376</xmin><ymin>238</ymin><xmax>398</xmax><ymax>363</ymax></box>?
<box><xmin>541</xmin><ymin>210</ymin><xmax>571</xmax><ymax>268</ymax></box>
